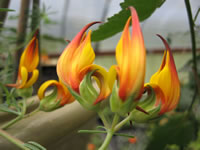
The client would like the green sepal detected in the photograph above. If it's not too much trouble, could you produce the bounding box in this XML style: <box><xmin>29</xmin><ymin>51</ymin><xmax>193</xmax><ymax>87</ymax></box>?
<box><xmin>15</xmin><ymin>87</ymin><xmax>33</xmax><ymax>98</ymax></box>
<box><xmin>67</xmin><ymin>70</ymin><xmax>100</xmax><ymax>111</ymax></box>
<box><xmin>39</xmin><ymin>88</ymin><xmax>61</xmax><ymax>112</ymax></box>
<box><xmin>129</xmin><ymin>85</ymin><xmax>161</xmax><ymax>123</ymax></box>
<box><xmin>110</xmin><ymin>82</ymin><xmax>138</xmax><ymax>116</ymax></box>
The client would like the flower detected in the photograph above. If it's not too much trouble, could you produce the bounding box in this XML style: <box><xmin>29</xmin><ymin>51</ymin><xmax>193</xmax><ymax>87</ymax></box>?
<box><xmin>7</xmin><ymin>31</ymin><xmax>39</xmax><ymax>89</ymax></box>
<box><xmin>110</xmin><ymin>7</ymin><xmax>146</xmax><ymax>115</ymax></box>
<box><xmin>146</xmin><ymin>35</ymin><xmax>180</xmax><ymax>115</ymax></box>
<box><xmin>128</xmin><ymin>137</ymin><xmax>137</xmax><ymax>144</ymax></box>
<box><xmin>130</xmin><ymin>35</ymin><xmax>180</xmax><ymax>122</ymax></box>
<box><xmin>57</xmin><ymin>22</ymin><xmax>112</xmax><ymax>110</ymax></box>
<box><xmin>38</xmin><ymin>80</ymin><xmax>75</xmax><ymax>112</ymax></box>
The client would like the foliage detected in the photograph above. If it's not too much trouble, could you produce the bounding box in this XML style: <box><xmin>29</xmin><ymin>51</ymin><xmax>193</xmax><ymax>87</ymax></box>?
<box><xmin>146</xmin><ymin>113</ymin><xmax>198</xmax><ymax>150</ymax></box>
<box><xmin>92</xmin><ymin>0</ymin><xmax>165</xmax><ymax>41</ymax></box>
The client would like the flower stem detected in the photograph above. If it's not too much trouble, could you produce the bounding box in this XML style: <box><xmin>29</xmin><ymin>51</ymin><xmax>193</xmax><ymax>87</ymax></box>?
<box><xmin>111</xmin><ymin>114</ymin><xmax>119</xmax><ymax>128</ymax></box>
<box><xmin>98</xmin><ymin>129</ymin><xmax>113</xmax><ymax>150</ymax></box>
<box><xmin>98</xmin><ymin>112</ymin><xmax>110</xmax><ymax>128</ymax></box>
<box><xmin>25</xmin><ymin>106</ymin><xmax>40</xmax><ymax>118</ymax></box>
<box><xmin>184</xmin><ymin>0</ymin><xmax>200</xmax><ymax>111</ymax></box>
<box><xmin>1</xmin><ymin>99</ymin><xmax>27</xmax><ymax>130</ymax></box>
<box><xmin>0</xmin><ymin>129</ymin><xmax>29</xmax><ymax>150</ymax></box>
<box><xmin>114</xmin><ymin>115</ymin><xmax>131</xmax><ymax>132</ymax></box>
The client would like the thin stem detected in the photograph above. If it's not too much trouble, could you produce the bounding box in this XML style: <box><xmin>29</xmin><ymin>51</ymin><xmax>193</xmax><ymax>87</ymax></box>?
<box><xmin>188</xmin><ymin>86</ymin><xmax>197</xmax><ymax>112</ymax></box>
<box><xmin>98</xmin><ymin>129</ymin><xmax>113</xmax><ymax>150</ymax></box>
<box><xmin>98</xmin><ymin>112</ymin><xmax>110</xmax><ymax>128</ymax></box>
<box><xmin>1</xmin><ymin>99</ymin><xmax>26</xmax><ymax>129</ymax></box>
<box><xmin>24</xmin><ymin>106</ymin><xmax>40</xmax><ymax>118</ymax></box>
<box><xmin>0</xmin><ymin>129</ymin><xmax>29</xmax><ymax>150</ymax></box>
<box><xmin>111</xmin><ymin>114</ymin><xmax>119</xmax><ymax>128</ymax></box>
<box><xmin>114</xmin><ymin>115</ymin><xmax>131</xmax><ymax>132</ymax></box>
<box><xmin>184</xmin><ymin>0</ymin><xmax>200</xmax><ymax>108</ymax></box>
<box><xmin>193</xmin><ymin>8</ymin><xmax>200</xmax><ymax>23</ymax></box>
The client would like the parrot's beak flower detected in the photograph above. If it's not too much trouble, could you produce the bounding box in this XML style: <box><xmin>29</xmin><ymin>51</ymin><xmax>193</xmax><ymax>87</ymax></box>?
<box><xmin>57</xmin><ymin>22</ymin><xmax>112</xmax><ymax>110</ymax></box>
<box><xmin>7</xmin><ymin>31</ymin><xmax>39</xmax><ymax>89</ymax></box>
<box><xmin>110</xmin><ymin>7</ymin><xmax>146</xmax><ymax>115</ymax></box>
<box><xmin>116</xmin><ymin>7</ymin><xmax>146</xmax><ymax>101</ymax></box>
<box><xmin>147</xmin><ymin>35</ymin><xmax>180</xmax><ymax>115</ymax></box>
<box><xmin>38</xmin><ymin>80</ymin><xmax>75</xmax><ymax>112</ymax></box>
<box><xmin>130</xmin><ymin>35</ymin><xmax>180</xmax><ymax>122</ymax></box>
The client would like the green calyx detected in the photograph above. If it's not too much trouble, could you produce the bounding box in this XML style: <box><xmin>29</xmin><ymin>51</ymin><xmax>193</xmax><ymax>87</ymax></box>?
<box><xmin>110</xmin><ymin>82</ymin><xmax>138</xmax><ymax>116</ymax></box>
<box><xmin>129</xmin><ymin>85</ymin><xmax>161</xmax><ymax>123</ymax></box>
<box><xmin>15</xmin><ymin>87</ymin><xmax>33</xmax><ymax>98</ymax></box>
<box><xmin>39</xmin><ymin>88</ymin><xmax>61</xmax><ymax>112</ymax></box>
<box><xmin>67</xmin><ymin>70</ymin><xmax>100</xmax><ymax>111</ymax></box>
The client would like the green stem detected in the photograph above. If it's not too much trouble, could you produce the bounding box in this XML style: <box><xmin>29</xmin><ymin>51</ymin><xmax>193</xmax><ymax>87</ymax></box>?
<box><xmin>184</xmin><ymin>0</ymin><xmax>200</xmax><ymax>110</ymax></box>
<box><xmin>0</xmin><ymin>129</ymin><xmax>29</xmax><ymax>150</ymax></box>
<box><xmin>111</xmin><ymin>114</ymin><xmax>119</xmax><ymax>128</ymax></box>
<box><xmin>114</xmin><ymin>115</ymin><xmax>131</xmax><ymax>132</ymax></box>
<box><xmin>25</xmin><ymin>106</ymin><xmax>40</xmax><ymax>118</ymax></box>
<box><xmin>1</xmin><ymin>99</ymin><xmax>26</xmax><ymax>130</ymax></box>
<box><xmin>98</xmin><ymin>129</ymin><xmax>113</xmax><ymax>150</ymax></box>
<box><xmin>98</xmin><ymin>112</ymin><xmax>110</xmax><ymax>128</ymax></box>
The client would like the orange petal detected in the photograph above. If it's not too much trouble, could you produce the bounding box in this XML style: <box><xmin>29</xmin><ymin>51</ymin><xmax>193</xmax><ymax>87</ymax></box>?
<box><xmin>116</xmin><ymin>7</ymin><xmax>146</xmax><ymax>101</ymax></box>
<box><xmin>149</xmin><ymin>35</ymin><xmax>180</xmax><ymax>113</ymax></box>
<box><xmin>57</xmin><ymin>22</ymin><xmax>100</xmax><ymax>92</ymax></box>
<box><xmin>19</xmin><ymin>34</ymin><xmax>39</xmax><ymax>72</ymax></box>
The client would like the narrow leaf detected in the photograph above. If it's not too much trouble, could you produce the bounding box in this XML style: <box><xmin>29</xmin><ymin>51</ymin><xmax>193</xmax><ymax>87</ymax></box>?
<box><xmin>0</xmin><ymin>8</ymin><xmax>15</xmax><ymax>12</ymax></box>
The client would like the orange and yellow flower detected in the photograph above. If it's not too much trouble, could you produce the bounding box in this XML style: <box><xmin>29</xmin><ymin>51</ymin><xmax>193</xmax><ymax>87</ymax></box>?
<box><xmin>109</xmin><ymin>7</ymin><xmax>146</xmax><ymax>115</ymax></box>
<box><xmin>57</xmin><ymin>22</ymin><xmax>111</xmax><ymax>106</ymax></box>
<box><xmin>146</xmin><ymin>35</ymin><xmax>180</xmax><ymax>115</ymax></box>
<box><xmin>115</xmin><ymin>7</ymin><xmax>146</xmax><ymax>101</ymax></box>
<box><xmin>7</xmin><ymin>31</ymin><xmax>39</xmax><ymax>89</ymax></box>
<box><xmin>38</xmin><ymin>80</ymin><xmax>75</xmax><ymax>111</ymax></box>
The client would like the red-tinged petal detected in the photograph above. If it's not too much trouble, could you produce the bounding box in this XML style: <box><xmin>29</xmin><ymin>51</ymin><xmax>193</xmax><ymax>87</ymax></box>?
<box><xmin>116</xmin><ymin>7</ymin><xmax>146</xmax><ymax>101</ymax></box>
<box><xmin>57</xmin><ymin>22</ymin><xmax>100</xmax><ymax>92</ymax></box>
<box><xmin>38</xmin><ymin>80</ymin><xmax>74</xmax><ymax>106</ymax></box>
<box><xmin>149</xmin><ymin>35</ymin><xmax>180</xmax><ymax>113</ymax></box>
<box><xmin>80</xmin><ymin>64</ymin><xmax>111</xmax><ymax>104</ymax></box>
<box><xmin>19</xmin><ymin>34</ymin><xmax>39</xmax><ymax>72</ymax></box>
<box><xmin>145</xmin><ymin>84</ymin><xmax>167</xmax><ymax>115</ymax></box>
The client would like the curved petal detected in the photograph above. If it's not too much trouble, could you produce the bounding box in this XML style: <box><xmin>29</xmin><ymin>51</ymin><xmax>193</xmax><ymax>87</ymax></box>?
<box><xmin>38</xmin><ymin>80</ymin><xmax>59</xmax><ymax>100</ymax></box>
<box><xmin>80</xmin><ymin>64</ymin><xmax>111</xmax><ymax>104</ymax></box>
<box><xmin>18</xmin><ymin>66</ymin><xmax>28</xmax><ymax>88</ymax></box>
<box><xmin>116</xmin><ymin>7</ymin><xmax>146</xmax><ymax>101</ymax></box>
<box><xmin>149</xmin><ymin>35</ymin><xmax>180</xmax><ymax>113</ymax></box>
<box><xmin>57</xmin><ymin>22</ymin><xmax>100</xmax><ymax>92</ymax></box>
<box><xmin>38</xmin><ymin>80</ymin><xmax>74</xmax><ymax>106</ymax></box>
<box><xmin>19</xmin><ymin>34</ymin><xmax>39</xmax><ymax>72</ymax></box>
<box><xmin>107</xmin><ymin>65</ymin><xmax>117</xmax><ymax>90</ymax></box>
<box><xmin>23</xmin><ymin>69</ymin><xmax>39</xmax><ymax>88</ymax></box>
<box><xmin>144</xmin><ymin>84</ymin><xmax>167</xmax><ymax>115</ymax></box>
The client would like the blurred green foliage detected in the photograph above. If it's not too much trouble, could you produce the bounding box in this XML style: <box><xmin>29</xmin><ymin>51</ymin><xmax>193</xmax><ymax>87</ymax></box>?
<box><xmin>92</xmin><ymin>0</ymin><xmax>165</xmax><ymax>41</ymax></box>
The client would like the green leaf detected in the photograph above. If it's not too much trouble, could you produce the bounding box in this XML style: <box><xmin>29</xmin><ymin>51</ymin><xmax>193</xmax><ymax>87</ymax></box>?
<box><xmin>92</xmin><ymin>0</ymin><xmax>165</xmax><ymax>41</ymax></box>
<box><xmin>78</xmin><ymin>129</ymin><xmax>134</xmax><ymax>138</ymax></box>
<box><xmin>0</xmin><ymin>8</ymin><xmax>15</xmax><ymax>12</ymax></box>
<box><xmin>0</xmin><ymin>104</ymin><xmax>19</xmax><ymax>115</ymax></box>
<box><xmin>146</xmin><ymin>114</ymin><xmax>197</xmax><ymax>150</ymax></box>
<box><xmin>24</xmin><ymin>141</ymin><xmax>46</xmax><ymax>150</ymax></box>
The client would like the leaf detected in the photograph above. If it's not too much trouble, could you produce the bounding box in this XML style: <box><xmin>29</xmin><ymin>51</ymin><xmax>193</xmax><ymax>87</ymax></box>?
<box><xmin>92</xmin><ymin>0</ymin><xmax>165</xmax><ymax>41</ymax></box>
<box><xmin>0</xmin><ymin>8</ymin><xmax>15</xmax><ymax>12</ymax></box>
<box><xmin>24</xmin><ymin>141</ymin><xmax>46</xmax><ymax>150</ymax></box>
<box><xmin>0</xmin><ymin>104</ymin><xmax>19</xmax><ymax>115</ymax></box>
<box><xmin>78</xmin><ymin>129</ymin><xmax>135</xmax><ymax>138</ymax></box>
<box><xmin>146</xmin><ymin>114</ymin><xmax>197</xmax><ymax>150</ymax></box>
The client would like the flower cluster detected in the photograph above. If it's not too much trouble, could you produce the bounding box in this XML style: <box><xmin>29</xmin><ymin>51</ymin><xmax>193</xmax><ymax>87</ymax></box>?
<box><xmin>56</xmin><ymin>6</ymin><xmax>180</xmax><ymax>121</ymax></box>
<box><xmin>9</xmin><ymin>7</ymin><xmax>180</xmax><ymax>120</ymax></box>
